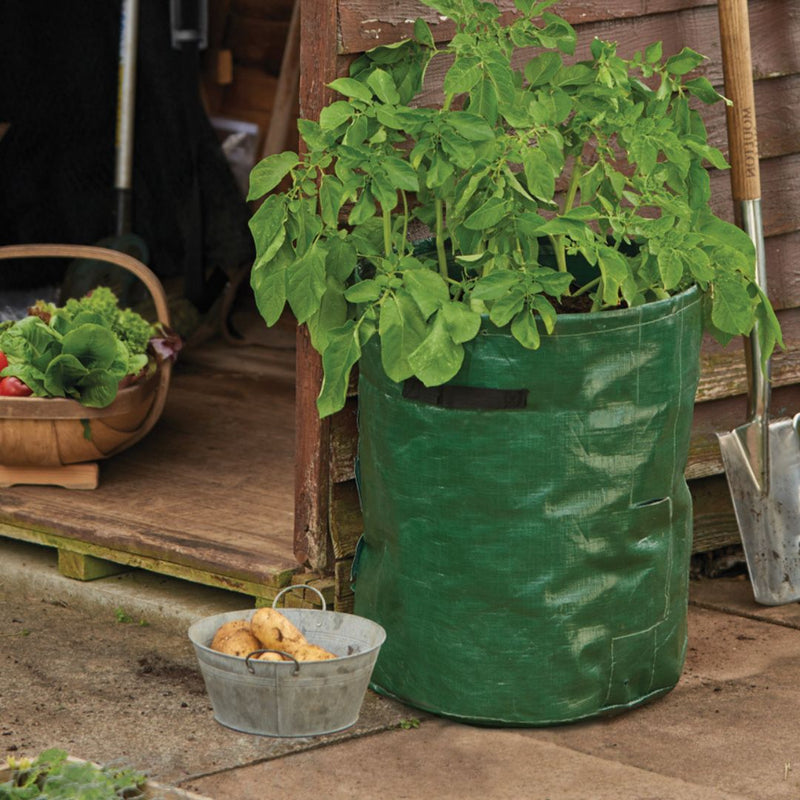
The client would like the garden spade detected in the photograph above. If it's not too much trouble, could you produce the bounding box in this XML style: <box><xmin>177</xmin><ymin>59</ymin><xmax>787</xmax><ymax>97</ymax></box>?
<box><xmin>717</xmin><ymin>0</ymin><xmax>800</xmax><ymax>605</ymax></box>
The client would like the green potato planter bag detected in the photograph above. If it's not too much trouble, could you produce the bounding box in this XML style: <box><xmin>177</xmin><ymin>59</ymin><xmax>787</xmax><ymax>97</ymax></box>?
<box><xmin>352</xmin><ymin>285</ymin><xmax>702</xmax><ymax>725</ymax></box>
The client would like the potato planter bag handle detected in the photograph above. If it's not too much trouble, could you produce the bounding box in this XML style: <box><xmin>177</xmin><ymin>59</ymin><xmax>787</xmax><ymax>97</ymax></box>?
<box><xmin>352</xmin><ymin>286</ymin><xmax>702</xmax><ymax>725</ymax></box>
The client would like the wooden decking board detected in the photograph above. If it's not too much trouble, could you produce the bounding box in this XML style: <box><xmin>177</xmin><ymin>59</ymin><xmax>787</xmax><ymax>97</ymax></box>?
<box><xmin>0</xmin><ymin>332</ymin><xmax>299</xmax><ymax>596</ymax></box>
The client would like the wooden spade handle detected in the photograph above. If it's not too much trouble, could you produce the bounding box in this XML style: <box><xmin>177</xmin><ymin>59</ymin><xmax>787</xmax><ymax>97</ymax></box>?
<box><xmin>0</xmin><ymin>244</ymin><xmax>171</xmax><ymax>327</ymax></box>
<box><xmin>718</xmin><ymin>0</ymin><xmax>761</xmax><ymax>201</ymax></box>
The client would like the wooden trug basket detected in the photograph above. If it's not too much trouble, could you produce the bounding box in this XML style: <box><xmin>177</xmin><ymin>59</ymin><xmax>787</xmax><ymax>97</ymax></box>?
<box><xmin>0</xmin><ymin>244</ymin><xmax>173</xmax><ymax>490</ymax></box>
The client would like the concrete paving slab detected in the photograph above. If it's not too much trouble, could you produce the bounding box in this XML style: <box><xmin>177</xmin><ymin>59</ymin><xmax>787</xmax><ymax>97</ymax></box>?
<box><xmin>691</xmin><ymin>575</ymin><xmax>800</xmax><ymax>630</ymax></box>
<box><xmin>184</xmin><ymin>718</ymin><xmax>750</xmax><ymax>800</ymax></box>
<box><xmin>527</xmin><ymin>599</ymin><xmax>800</xmax><ymax>800</ymax></box>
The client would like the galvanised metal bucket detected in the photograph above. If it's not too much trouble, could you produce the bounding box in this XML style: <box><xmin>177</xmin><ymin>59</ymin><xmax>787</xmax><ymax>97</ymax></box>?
<box><xmin>188</xmin><ymin>586</ymin><xmax>386</xmax><ymax>737</ymax></box>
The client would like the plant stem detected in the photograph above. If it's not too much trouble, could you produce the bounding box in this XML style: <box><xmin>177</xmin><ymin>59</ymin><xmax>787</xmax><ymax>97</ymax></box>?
<box><xmin>550</xmin><ymin>157</ymin><xmax>584</xmax><ymax>273</ymax></box>
<box><xmin>571</xmin><ymin>276</ymin><xmax>601</xmax><ymax>297</ymax></box>
<box><xmin>401</xmin><ymin>190</ymin><xmax>409</xmax><ymax>248</ymax></box>
<box><xmin>564</xmin><ymin>156</ymin><xmax>582</xmax><ymax>215</ymax></box>
<box><xmin>435</xmin><ymin>197</ymin><xmax>448</xmax><ymax>278</ymax></box>
<box><xmin>548</xmin><ymin>234</ymin><xmax>568</xmax><ymax>273</ymax></box>
<box><xmin>382</xmin><ymin>206</ymin><xmax>392</xmax><ymax>257</ymax></box>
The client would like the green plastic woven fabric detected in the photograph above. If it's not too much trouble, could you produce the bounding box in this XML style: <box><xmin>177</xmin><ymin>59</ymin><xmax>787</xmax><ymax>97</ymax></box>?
<box><xmin>352</xmin><ymin>286</ymin><xmax>703</xmax><ymax>725</ymax></box>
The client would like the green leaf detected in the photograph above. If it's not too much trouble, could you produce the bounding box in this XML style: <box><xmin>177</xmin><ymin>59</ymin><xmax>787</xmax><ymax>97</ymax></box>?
<box><xmin>440</xmin><ymin>301</ymin><xmax>482</xmax><ymax>344</ymax></box>
<box><xmin>510</xmin><ymin>309</ymin><xmax>540</xmax><ymax>349</ymax></box>
<box><xmin>307</xmin><ymin>278</ymin><xmax>349</xmax><ymax>352</ymax></box>
<box><xmin>532</xmin><ymin>294</ymin><xmax>558</xmax><ymax>333</ymax></box>
<box><xmin>251</xmin><ymin>244</ymin><xmax>289</xmax><ymax>326</ymax></box>
<box><xmin>711</xmin><ymin>271</ymin><xmax>756</xmax><ymax>335</ymax></box>
<box><xmin>524</xmin><ymin>52</ymin><xmax>562</xmax><ymax>87</ymax></box>
<box><xmin>348</xmin><ymin>187</ymin><xmax>377</xmax><ymax>225</ymax></box>
<box><xmin>328</xmin><ymin>77</ymin><xmax>373</xmax><ymax>102</ymax></box>
<box><xmin>42</xmin><ymin>353</ymin><xmax>88</xmax><ymax>397</ymax></box>
<box><xmin>489</xmin><ymin>288</ymin><xmax>526</xmax><ymax>327</ymax></box>
<box><xmin>425</xmin><ymin>152</ymin><xmax>455</xmax><ymax>189</ymax></box>
<box><xmin>523</xmin><ymin>149</ymin><xmax>556</xmax><ymax>201</ymax></box>
<box><xmin>403</xmin><ymin>268</ymin><xmax>450</xmax><ymax>318</ymax></box>
<box><xmin>319</xmin><ymin>175</ymin><xmax>345</xmax><ymax>227</ymax></box>
<box><xmin>684</xmin><ymin>76</ymin><xmax>724</xmax><ymax>105</ymax></box>
<box><xmin>287</xmin><ymin>245</ymin><xmax>327</xmax><ymax>323</ymax></box>
<box><xmin>318</xmin><ymin>321</ymin><xmax>361</xmax><ymax>417</ymax></box>
<box><xmin>379</xmin><ymin>290</ymin><xmax>428</xmax><ymax>382</ymax></box>
<box><xmin>383</xmin><ymin>157</ymin><xmax>420</xmax><ymax>192</ymax></box>
<box><xmin>665</xmin><ymin>47</ymin><xmax>705</xmax><ymax>76</ymax></box>
<box><xmin>471</xmin><ymin>271</ymin><xmax>521</xmax><ymax>300</ymax></box>
<box><xmin>247</xmin><ymin>152</ymin><xmax>299</xmax><ymax>201</ymax></box>
<box><xmin>445</xmin><ymin>111</ymin><xmax>495</xmax><ymax>142</ymax></box>
<box><xmin>344</xmin><ymin>279</ymin><xmax>383</xmax><ymax>303</ymax></box>
<box><xmin>657</xmin><ymin>248</ymin><xmax>684</xmax><ymax>290</ymax></box>
<box><xmin>414</xmin><ymin>17</ymin><xmax>435</xmax><ymax>48</ymax></box>
<box><xmin>74</xmin><ymin>369</ymin><xmax>121</xmax><ymax>408</ymax></box>
<box><xmin>407</xmin><ymin>313</ymin><xmax>464</xmax><ymax>387</ymax></box>
<box><xmin>326</xmin><ymin>237</ymin><xmax>358</xmax><ymax>282</ymax></box>
<box><xmin>645</xmin><ymin>41</ymin><xmax>663</xmax><ymax>64</ymax></box>
<box><xmin>467</xmin><ymin>76</ymin><xmax>499</xmax><ymax>125</ymax></box>
<box><xmin>597</xmin><ymin>249</ymin><xmax>630</xmax><ymax>305</ymax></box>
<box><xmin>367</xmin><ymin>69</ymin><xmax>401</xmax><ymax>105</ymax></box>
<box><xmin>249</xmin><ymin>194</ymin><xmax>287</xmax><ymax>265</ymax></box>
<box><xmin>61</xmin><ymin>324</ymin><xmax>118</xmax><ymax>371</ymax></box>
<box><xmin>319</xmin><ymin>101</ymin><xmax>354</xmax><ymax>130</ymax></box>
<box><xmin>444</xmin><ymin>56</ymin><xmax>483</xmax><ymax>95</ymax></box>
<box><xmin>464</xmin><ymin>197</ymin><xmax>508</xmax><ymax>230</ymax></box>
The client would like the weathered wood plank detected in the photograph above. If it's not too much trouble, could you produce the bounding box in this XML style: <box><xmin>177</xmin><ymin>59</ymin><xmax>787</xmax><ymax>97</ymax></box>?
<box><xmin>0</xmin><ymin>523</ymin><xmax>295</xmax><ymax>599</ymax></box>
<box><xmin>58</xmin><ymin>549</ymin><xmax>129</xmax><ymax>581</ymax></box>
<box><xmin>330</xmin><ymin>479</ymin><xmax>363</xmax><ymax>559</ymax></box>
<box><xmin>330</xmin><ymin>397</ymin><xmax>358</xmax><ymax>483</ymax></box>
<box><xmin>334</xmin><ymin>558</ymin><xmax>356</xmax><ymax>612</ymax></box>
<box><xmin>705</xmin><ymin>73</ymin><xmax>800</xmax><ymax>161</ymax></box>
<box><xmin>690</xmin><ymin>474</ymin><xmax>740</xmax><ymax>553</ymax></box>
<box><xmin>337</xmin><ymin>0</ymin><xmax>717</xmax><ymax>53</ymax></box>
<box><xmin>295</xmin><ymin>0</ymin><xmax>345</xmax><ymax>573</ymax></box>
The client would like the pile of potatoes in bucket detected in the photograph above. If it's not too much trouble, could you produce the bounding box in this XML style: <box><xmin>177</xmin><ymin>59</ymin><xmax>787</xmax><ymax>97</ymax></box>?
<box><xmin>210</xmin><ymin>607</ymin><xmax>337</xmax><ymax>662</ymax></box>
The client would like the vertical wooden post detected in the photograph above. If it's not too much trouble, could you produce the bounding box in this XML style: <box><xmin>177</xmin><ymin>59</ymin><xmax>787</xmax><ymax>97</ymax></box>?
<box><xmin>294</xmin><ymin>0</ymin><xmax>340</xmax><ymax>570</ymax></box>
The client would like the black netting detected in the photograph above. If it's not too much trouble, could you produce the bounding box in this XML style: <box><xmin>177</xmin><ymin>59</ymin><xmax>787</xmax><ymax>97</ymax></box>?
<box><xmin>0</xmin><ymin>0</ymin><xmax>254</xmax><ymax>305</ymax></box>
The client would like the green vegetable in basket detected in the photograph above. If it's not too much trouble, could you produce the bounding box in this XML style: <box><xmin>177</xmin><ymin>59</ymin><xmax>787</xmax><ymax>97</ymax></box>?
<box><xmin>0</xmin><ymin>286</ymin><xmax>157</xmax><ymax>408</ymax></box>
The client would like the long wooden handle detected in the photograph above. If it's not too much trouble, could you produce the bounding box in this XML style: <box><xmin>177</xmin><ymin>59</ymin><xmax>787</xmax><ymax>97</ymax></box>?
<box><xmin>0</xmin><ymin>244</ymin><xmax>171</xmax><ymax>326</ymax></box>
<box><xmin>718</xmin><ymin>0</ymin><xmax>761</xmax><ymax>201</ymax></box>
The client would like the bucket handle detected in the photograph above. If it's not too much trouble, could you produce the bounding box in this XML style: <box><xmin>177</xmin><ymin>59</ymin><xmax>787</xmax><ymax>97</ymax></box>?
<box><xmin>245</xmin><ymin>649</ymin><xmax>300</xmax><ymax>675</ymax></box>
<box><xmin>272</xmin><ymin>583</ymin><xmax>327</xmax><ymax>611</ymax></box>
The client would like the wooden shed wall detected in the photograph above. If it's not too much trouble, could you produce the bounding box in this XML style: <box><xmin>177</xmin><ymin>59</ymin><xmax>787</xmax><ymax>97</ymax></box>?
<box><xmin>295</xmin><ymin>0</ymin><xmax>800</xmax><ymax>610</ymax></box>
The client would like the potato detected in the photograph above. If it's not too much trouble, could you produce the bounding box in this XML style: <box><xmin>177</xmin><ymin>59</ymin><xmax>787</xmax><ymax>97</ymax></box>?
<box><xmin>210</xmin><ymin>619</ymin><xmax>251</xmax><ymax>651</ymax></box>
<box><xmin>251</xmin><ymin>607</ymin><xmax>307</xmax><ymax>651</ymax></box>
<box><xmin>291</xmin><ymin>643</ymin><xmax>337</xmax><ymax>661</ymax></box>
<box><xmin>256</xmin><ymin>650</ymin><xmax>288</xmax><ymax>662</ymax></box>
<box><xmin>212</xmin><ymin>628</ymin><xmax>262</xmax><ymax>658</ymax></box>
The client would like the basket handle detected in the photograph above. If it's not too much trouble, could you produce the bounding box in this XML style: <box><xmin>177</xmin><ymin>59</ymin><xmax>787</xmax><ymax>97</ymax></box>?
<box><xmin>0</xmin><ymin>244</ymin><xmax>173</xmax><ymax>454</ymax></box>
<box><xmin>0</xmin><ymin>244</ymin><xmax>171</xmax><ymax>326</ymax></box>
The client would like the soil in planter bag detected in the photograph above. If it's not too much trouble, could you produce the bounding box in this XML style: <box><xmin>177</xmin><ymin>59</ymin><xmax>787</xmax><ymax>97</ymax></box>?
<box><xmin>352</xmin><ymin>287</ymin><xmax>703</xmax><ymax>725</ymax></box>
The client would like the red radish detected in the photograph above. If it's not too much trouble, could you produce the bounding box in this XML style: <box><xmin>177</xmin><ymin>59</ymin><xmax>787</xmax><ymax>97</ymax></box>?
<box><xmin>0</xmin><ymin>376</ymin><xmax>32</xmax><ymax>396</ymax></box>
<box><xmin>0</xmin><ymin>351</ymin><xmax>8</xmax><ymax>371</ymax></box>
